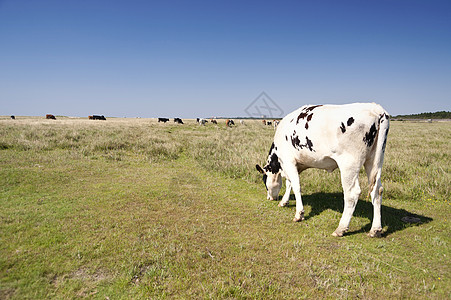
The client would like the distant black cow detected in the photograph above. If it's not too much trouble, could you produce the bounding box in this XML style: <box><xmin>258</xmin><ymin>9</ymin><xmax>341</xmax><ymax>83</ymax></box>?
<box><xmin>226</xmin><ymin>119</ymin><xmax>235</xmax><ymax>127</ymax></box>
<box><xmin>46</xmin><ymin>114</ymin><xmax>56</xmax><ymax>120</ymax></box>
<box><xmin>158</xmin><ymin>118</ymin><xmax>169</xmax><ymax>123</ymax></box>
<box><xmin>10</xmin><ymin>115</ymin><xmax>15</xmax><ymax>120</ymax></box>
<box><xmin>91</xmin><ymin>115</ymin><xmax>106</xmax><ymax>120</ymax></box>
<box><xmin>174</xmin><ymin>118</ymin><xmax>184</xmax><ymax>124</ymax></box>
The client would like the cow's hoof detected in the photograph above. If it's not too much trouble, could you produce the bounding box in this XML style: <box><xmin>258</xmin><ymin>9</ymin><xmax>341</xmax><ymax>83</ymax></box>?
<box><xmin>278</xmin><ymin>202</ymin><xmax>288</xmax><ymax>207</ymax></box>
<box><xmin>368</xmin><ymin>229</ymin><xmax>382</xmax><ymax>238</ymax></box>
<box><xmin>331</xmin><ymin>227</ymin><xmax>348</xmax><ymax>237</ymax></box>
<box><xmin>331</xmin><ymin>231</ymin><xmax>343</xmax><ymax>237</ymax></box>
<box><xmin>292</xmin><ymin>212</ymin><xmax>305</xmax><ymax>222</ymax></box>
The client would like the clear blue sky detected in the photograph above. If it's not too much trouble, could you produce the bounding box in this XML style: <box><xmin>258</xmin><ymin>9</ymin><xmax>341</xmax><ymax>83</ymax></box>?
<box><xmin>1</xmin><ymin>0</ymin><xmax>450</xmax><ymax>118</ymax></box>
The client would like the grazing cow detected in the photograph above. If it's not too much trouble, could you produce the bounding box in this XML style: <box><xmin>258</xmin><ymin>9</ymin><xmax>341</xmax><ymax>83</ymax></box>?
<box><xmin>211</xmin><ymin>119</ymin><xmax>218</xmax><ymax>124</ymax></box>
<box><xmin>158</xmin><ymin>118</ymin><xmax>169</xmax><ymax>123</ymax></box>
<box><xmin>240</xmin><ymin>120</ymin><xmax>245</xmax><ymax>125</ymax></box>
<box><xmin>10</xmin><ymin>115</ymin><xmax>15</xmax><ymax>120</ymax></box>
<box><xmin>273</xmin><ymin>120</ymin><xmax>280</xmax><ymax>129</ymax></box>
<box><xmin>256</xmin><ymin>103</ymin><xmax>389</xmax><ymax>237</ymax></box>
<box><xmin>267</xmin><ymin>121</ymin><xmax>272</xmax><ymax>126</ymax></box>
<box><xmin>198</xmin><ymin>118</ymin><xmax>208</xmax><ymax>125</ymax></box>
<box><xmin>226</xmin><ymin>119</ymin><xmax>235</xmax><ymax>127</ymax></box>
<box><xmin>262</xmin><ymin>120</ymin><xmax>267</xmax><ymax>125</ymax></box>
<box><xmin>46</xmin><ymin>114</ymin><xmax>56</xmax><ymax>120</ymax></box>
<box><xmin>91</xmin><ymin>115</ymin><xmax>106</xmax><ymax>120</ymax></box>
<box><xmin>174</xmin><ymin>118</ymin><xmax>184</xmax><ymax>124</ymax></box>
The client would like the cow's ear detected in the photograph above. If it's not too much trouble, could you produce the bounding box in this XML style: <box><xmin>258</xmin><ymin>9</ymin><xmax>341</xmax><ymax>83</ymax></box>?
<box><xmin>256</xmin><ymin>164</ymin><xmax>265</xmax><ymax>174</ymax></box>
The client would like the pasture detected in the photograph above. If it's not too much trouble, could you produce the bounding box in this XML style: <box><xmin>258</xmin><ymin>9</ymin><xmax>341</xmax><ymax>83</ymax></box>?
<box><xmin>0</xmin><ymin>117</ymin><xmax>449</xmax><ymax>299</ymax></box>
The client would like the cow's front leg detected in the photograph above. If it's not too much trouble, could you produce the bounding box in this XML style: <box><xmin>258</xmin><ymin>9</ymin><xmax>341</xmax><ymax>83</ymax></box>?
<box><xmin>278</xmin><ymin>179</ymin><xmax>291</xmax><ymax>207</ymax></box>
<box><xmin>283</xmin><ymin>165</ymin><xmax>304</xmax><ymax>221</ymax></box>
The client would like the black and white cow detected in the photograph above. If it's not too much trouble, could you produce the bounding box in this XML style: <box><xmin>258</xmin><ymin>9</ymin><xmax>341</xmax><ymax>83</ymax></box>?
<box><xmin>198</xmin><ymin>118</ymin><xmax>208</xmax><ymax>125</ymax></box>
<box><xmin>158</xmin><ymin>118</ymin><xmax>169</xmax><ymax>123</ymax></box>
<box><xmin>174</xmin><ymin>118</ymin><xmax>184</xmax><ymax>124</ymax></box>
<box><xmin>256</xmin><ymin>103</ymin><xmax>389</xmax><ymax>237</ymax></box>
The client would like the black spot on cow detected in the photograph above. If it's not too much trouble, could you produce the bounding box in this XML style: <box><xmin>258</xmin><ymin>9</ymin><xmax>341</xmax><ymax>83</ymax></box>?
<box><xmin>296</xmin><ymin>112</ymin><xmax>308</xmax><ymax>124</ymax></box>
<box><xmin>379</xmin><ymin>113</ymin><xmax>389</xmax><ymax>124</ymax></box>
<box><xmin>347</xmin><ymin>117</ymin><xmax>354</xmax><ymax>126</ymax></box>
<box><xmin>295</xmin><ymin>105</ymin><xmax>322</xmax><ymax>125</ymax></box>
<box><xmin>291</xmin><ymin>134</ymin><xmax>315</xmax><ymax>152</ymax></box>
<box><xmin>363</xmin><ymin>123</ymin><xmax>377</xmax><ymax>147</ymax></box>
<box><xmin>264</xmin><ymin>143</ymin><xmax>281</xmax><ymax>174</ymax></box>
<box><xmin>285</xmin><ymin>135</ymin><xmax>288</xmax><ymax>141</ymax></box>
<box><xmin>291</xmin><ymin>135</ymin><xmax>301</xmax><ymax>148</ymax></box>
<box><xmin>268</xmin><ymin>153</ymin><xmax>281</xmax><ymax>174</ymax></box>
<box><xmin>382</xmin><ymin>127</ymin><xmax>389</xmax><ymax>152</ymax></box>
<box><xmin>268</xmin><ymin>142</ymin><xmax>275</xmax><ymax>156</ymax></box>
<box><xmin>304</xmin><ymin>113</ymin><xmax>314</xmax><ymax>129</ymax></box>
<box><xmin>305</xmin><ymin>136</ymin><xmax>314</xmax><ymax>151</ymax></box>
<box><xmin>340</xmin><ymin>122</ymin><xmax>346</xmax><ymax>133</ymax></box>
<box><xmin>304</xmin><ymin>105</ymin><xmax>322</xmax><ymax>112</ymax></box>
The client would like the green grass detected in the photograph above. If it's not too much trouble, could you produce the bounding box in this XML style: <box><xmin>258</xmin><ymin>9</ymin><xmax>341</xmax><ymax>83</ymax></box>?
<box><xmin>0</xmin><ymin>117</ymin><xmax>450</xmax><ymax>299</ymax></box>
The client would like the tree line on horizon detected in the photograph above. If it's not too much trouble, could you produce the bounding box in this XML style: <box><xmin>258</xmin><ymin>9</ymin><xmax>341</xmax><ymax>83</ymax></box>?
<box><xmin>392</xmin><ymin>111</ymin><xmax>451</xmax><ymax>119</ymax></box>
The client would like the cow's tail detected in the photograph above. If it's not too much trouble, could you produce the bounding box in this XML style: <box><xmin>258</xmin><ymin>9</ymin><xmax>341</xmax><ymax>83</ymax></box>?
<box><xmin>367</xmin><ymin>112</ymin><xmax>390</xmax><ymax>199</ymax></box>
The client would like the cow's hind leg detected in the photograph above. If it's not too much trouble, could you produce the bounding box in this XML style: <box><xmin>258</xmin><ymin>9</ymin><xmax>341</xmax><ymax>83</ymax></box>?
<box><xmin>364</xmin><ymin>159</ymin><xmax>383</xmax><ymax>237</ymax></box>
<box><xmin>332</xmin><ymin>164</ymin><xmax>361</xmax><ymax>237</ymax></box>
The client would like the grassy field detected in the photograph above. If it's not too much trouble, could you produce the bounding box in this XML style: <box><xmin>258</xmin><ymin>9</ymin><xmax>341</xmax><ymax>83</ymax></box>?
<box><xmin>0</xmin><ymin>117</ymin><xmax>450</xmax><ymax>299</ymax></box>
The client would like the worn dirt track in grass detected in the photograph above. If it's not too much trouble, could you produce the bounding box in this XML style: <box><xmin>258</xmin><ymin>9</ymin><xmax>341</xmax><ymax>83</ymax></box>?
<box><xmin>0</xmin><ymin>118</ymin><xmax>450</xmax><ymax>298</ymax></box>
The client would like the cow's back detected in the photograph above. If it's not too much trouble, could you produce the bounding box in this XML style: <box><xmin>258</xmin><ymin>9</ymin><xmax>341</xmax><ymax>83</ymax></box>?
<box><xmin>274</xmin><ymin>103</ymin><xmax>388</xmax><ymax>169</ymax></box>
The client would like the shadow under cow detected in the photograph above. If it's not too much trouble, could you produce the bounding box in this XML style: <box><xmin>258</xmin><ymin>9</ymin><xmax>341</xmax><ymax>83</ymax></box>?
<box><xmin>281</xmin><ymin>192</ymin><xmax>432</xmax><ymax>237</ymax></box>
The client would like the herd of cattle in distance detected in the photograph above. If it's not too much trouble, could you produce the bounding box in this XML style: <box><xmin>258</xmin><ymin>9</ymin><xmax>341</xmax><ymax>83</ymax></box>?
<box><xmin>8</xmin><ymin>115</ymin><xmax>280</xmax><ymax>129</ymax></box>
<box><xmin>158</xmin><ymin>117</ymin><xmax>235</xmax><ymax>126</ymax></box>
<box><xmin>9</xmin><ymin>114</ymin><xmax>108</xmax><ymax>120</ymax></box>
<box><xmin>157</xmin><ymin>117</ymin><xmax>282</xmax><ymax>128</ymax></box>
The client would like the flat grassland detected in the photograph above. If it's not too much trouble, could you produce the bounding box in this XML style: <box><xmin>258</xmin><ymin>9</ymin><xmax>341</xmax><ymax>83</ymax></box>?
<box><xmin>1</xmin><ymin>117</ymin><xmax>450</xmax><ymax>299</ymax></box>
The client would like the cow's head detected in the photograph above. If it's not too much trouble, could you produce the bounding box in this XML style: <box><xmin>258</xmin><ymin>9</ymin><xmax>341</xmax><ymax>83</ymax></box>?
<box><xmin>256</xmin><ymin>142</ymin><xmax>283</xmax><ymax>200</ymax></box>
<box><xmin>256</xmin><ymin>162</ymin><xmax>282</xmax><ymax>201</ymax></box>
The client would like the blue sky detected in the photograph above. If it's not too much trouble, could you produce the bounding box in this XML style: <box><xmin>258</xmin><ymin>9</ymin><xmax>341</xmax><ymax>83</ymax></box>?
<box><xmin>0</xmin><ymin>0</ymin><xmax>450</xmax><ymax>118</ymax></box>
